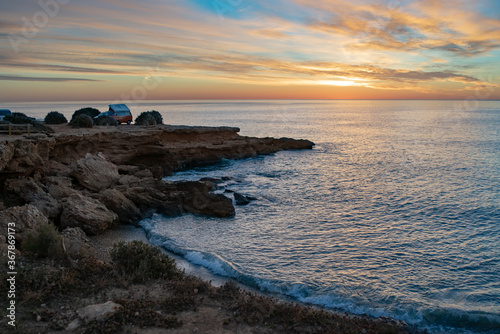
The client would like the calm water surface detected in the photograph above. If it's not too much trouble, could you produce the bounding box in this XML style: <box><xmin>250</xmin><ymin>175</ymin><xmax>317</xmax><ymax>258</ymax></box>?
<box><xmin>7</xmin><ymin>100</ymin><xmax>500</xmax><ymax>333</ymax></box>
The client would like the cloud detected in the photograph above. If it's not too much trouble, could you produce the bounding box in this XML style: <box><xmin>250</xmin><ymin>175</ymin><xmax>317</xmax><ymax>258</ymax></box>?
<box><xmin>155</xmin><ymin>50</ymin><xmax>486</xmax><ymax>92</ymax></box>
<box><xmin>0</xmin><ymin>75</ymin><xmax>103</xmax><ymax>82</ymax></box>
<box><xmin>299</xmin><ymin>0</ymin><xmax>500</xmax><ymax>57</ymax></box>
<box><xmin>0</xmin><ymin>0</ymin><xmax>498</xmax><ymax>100</ymax></box>
<box><xmin>0</xmin><ymin>62</ymin><xmax>122</xmax><ymax>74</ymax></box>
<box><xmin>250</xmin><ymin>28</ymin><xmax>289</xmax><ymax>39</ymax></box>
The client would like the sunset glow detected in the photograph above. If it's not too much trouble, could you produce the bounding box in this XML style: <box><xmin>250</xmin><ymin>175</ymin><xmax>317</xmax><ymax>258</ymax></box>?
<box><xmin>1</xmin><ymin>0</ymin><xmax>500</xmax><ymax>101</ymax></box>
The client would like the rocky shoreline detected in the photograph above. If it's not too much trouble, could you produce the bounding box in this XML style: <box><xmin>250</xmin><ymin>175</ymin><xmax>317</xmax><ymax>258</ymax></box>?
<box><xmin>0</xmin><ymin>125</ymin><xmax>423</xmax><ymax>333</ymax></box>
<box><xmin>0</xmin><ymin>124</ymin><xmax>314</xmax><ymax>233</ymax></box>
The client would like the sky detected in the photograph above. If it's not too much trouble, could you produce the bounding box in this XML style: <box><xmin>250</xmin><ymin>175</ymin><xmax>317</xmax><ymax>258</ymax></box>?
<box><xmin>1</xmin><ymin>0</ymin><xmax>500</xmax><ymax>102</ymax></box>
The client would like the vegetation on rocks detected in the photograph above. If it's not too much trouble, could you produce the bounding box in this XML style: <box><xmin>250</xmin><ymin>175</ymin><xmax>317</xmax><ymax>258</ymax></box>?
<box><xmin>134</xmin><ymin>112</ymin><xmax>157</xmax><ymax>126</ymax></box>
<box><xmin>135</xmin><ymin>110</ymin><xmax>163</xmax><ymax>125</ymax></box>
<box><xmin>3</xmin><ymin>112</ymin><xmax>55</xmax><ymax>133</ymax></box>
<box><xmin>71</xmin><ymin>107</ymin><xmax>100</xmax><ymax>121</ymax></box>
<box><xmin>4</xmin><ymin>112</ymin><xmax>33</xmax><ymax>124</ymax></box>
<box><xmin>69</xmin><ymin>114</ymin><xmax>94</xmax><ymax>128</ymax></box>
<box><xmin>0</xmin><ymin>235</ymin><xmax>421</xmax><ymax>334</ymax></box>
<box><xmin>111</xmin><ymin>241</ymin><xmax>183</xmax><ymax>282</ymax></box>
<box><xmin>149</xmin><ymin>110</ymin><xmax>163</xmax><ymax>124</ymax></box>
<box><xmin>24</xmin><ymin>223</ymin><xmax>63</xmax><ymax>259</ymax></box>
<box><xmin>44</xmin><ymin>111</ymin><xmax>67</xmax><ymax>124</ymax></box>
<box><xmin>94</xmin><ymin>115</ymin><xmax>117</xmax><ymax>126</ymax></box>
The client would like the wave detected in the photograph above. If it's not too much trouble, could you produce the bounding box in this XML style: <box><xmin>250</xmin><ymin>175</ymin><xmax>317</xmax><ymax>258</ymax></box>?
<box><xmin>139</xmin><ymin>218</ymin><xmax>500</xmax><ymax>334</ymax></box>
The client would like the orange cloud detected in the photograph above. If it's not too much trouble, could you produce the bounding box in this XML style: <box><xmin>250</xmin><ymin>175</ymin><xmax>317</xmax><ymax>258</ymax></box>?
<box><xmin>300</xmin><ymin>0</ymin><xmax>500</xmax><ymax>56</ymax></box>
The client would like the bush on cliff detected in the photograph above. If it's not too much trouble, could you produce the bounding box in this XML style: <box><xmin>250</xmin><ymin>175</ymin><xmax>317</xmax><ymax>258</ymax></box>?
<box><xmin>44</xmin><ymin>111</ymin><xmax>68</xmax><ymax>124</ymax></box>
<box><xmin>4</xmin><ymin>112</ymin><xmax>55</xmax><ymax>133</ymax></box>
<box><xmin>71</xmin><ymin>107</ymin><xmax>100</xmax><ymax>121</ymax></box>
<box><xmin>69</xmin><ymin>114</ymin><xmax>94</xmax><ymax>128</ymax></box>
<box><xmin>24</xmin><ymin>223</ymin><xmax>63</xmax><ymax>259</ymax></box>
<box><xmin>95</xmin><ymin>115</ymin><xmax>118</xmax><ymax>126</ymax></box>
<box><xmin>135</xmin><ymin>111</ymin><xmax>163</xmax><ymax>126</ymax></box>
<box><xmin>111</xmin><ymin>241</ymin><xmax>183</xmax><ymax>282</ymax></box>
<box><xmin>135</xmin><ymin>112</ymin><xmax>157</xmax><ymax>126</ymax></box>
<box><xmin>4</xmin><ymin>112</ymin><xmax>34</xmax><ymax>124</ymax></box>
<box><xmin>149</xmin><ymin>110</ymin><xmax>163</xmax><ymax>124</ymax></box>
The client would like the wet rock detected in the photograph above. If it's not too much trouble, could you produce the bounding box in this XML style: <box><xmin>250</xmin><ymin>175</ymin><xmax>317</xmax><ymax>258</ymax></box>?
<box><xmin>61</xmin><ymin>227</ymin><xmax>92</xmax><ymax>259</ymax></box>
<box><xmin>174</xmin><ymin>182</ymin><xmax>235</xmax><ymax>217</ymax></box>
<box><xmin>98</xmin><ymin>188</ymin><xmax>142</xmax><ymax>225</ymax></box>
<box><xmin>200</xmin><ymin>177</ymin><xmax>224</xmax><ymax>184</ymax></box>
<box><xmin>77</xmin><ymin>301</ymin><xmax>122</xmax><ymax>322</ymax></box>
<box><xmin>61</xmin><ymin>193</ymin><xmax>118</xmax><ymax>235</ymax></box>
<box><xmin>0</xmin><ymin>204</ymin><xmax>49</xmax><ymax>244</ymax></box>
<box><xmin>70</xmin><ymin>153</ymin><xmax>120</xmax><ymax>192</ymax></box>
<box><xmin>234</xmin><ymin>192</ymin><xmax>251</xmax><ymax>205</ymax></box>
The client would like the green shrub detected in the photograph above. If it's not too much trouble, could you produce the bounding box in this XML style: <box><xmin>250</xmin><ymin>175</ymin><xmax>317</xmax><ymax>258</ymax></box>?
<box><xmin>149</xmin><ymin>110</ymin><xmax>163</xmax><ymax>124</ymax></box>
<box><xmin>24</xmin><ymin>223</ymin><xmax>63</xmax><ymax>259</ymax></box>
<box><xmin>71</xmin><ymin>107</ymin><xmax>100</xmax><ymax>121</ymax></box>
<box><xmin>111</xmin><ymin>241</ymin><xmax>183</xmax><ymax>282</ymax></box>
<box><xmin>4</xmin><ymin>112</ymin><xmax>33</xmax><ymax>124</ymax></box>
<box><xmin>94</xmin><ymin>115</ymin><xmax>118</xmax><ymax>126</ymax></box>
<box><xmin>69</xmin><ymin>114</ymin><xmax>94</xmax><ymax>128</ymax></box>
<box><xmin>135</xmin><ymin>112</ymin><xmax>157</xmax><ymax>126</ymax></box>
<box><xmin>44</xmin><ymin>111</ymin><xmax>68</xmax><ymax>124</ymax></box>
<box><xmin>4</xmin><ymin>112</ymin><xmax>55</xmax><ymax>133</ymax></box>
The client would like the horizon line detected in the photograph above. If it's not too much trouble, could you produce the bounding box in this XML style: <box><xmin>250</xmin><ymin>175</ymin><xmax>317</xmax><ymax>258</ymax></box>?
<box><xmin>2</xmin><ymin>98</ymin><xmax>500</xmax><ymax>105</ymax></box>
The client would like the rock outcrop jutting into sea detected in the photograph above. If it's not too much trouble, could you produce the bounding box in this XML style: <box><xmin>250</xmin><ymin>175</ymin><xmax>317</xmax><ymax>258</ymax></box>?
<box><xmin>0</xmin><ymin>125</ymin><xmax>314</xmax><ymax>236</ymax></box>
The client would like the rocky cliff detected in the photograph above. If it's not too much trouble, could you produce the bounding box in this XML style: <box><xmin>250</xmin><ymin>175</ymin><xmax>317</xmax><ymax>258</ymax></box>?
<box><xmin>0</xmin><ymin>125</ymin><xmax>313</xmax><ymax>236</ymax></box>
<box><xmin>0</xmin><ymin>125</ymin><xmax>313</xmax><ymax>178</ymax></box>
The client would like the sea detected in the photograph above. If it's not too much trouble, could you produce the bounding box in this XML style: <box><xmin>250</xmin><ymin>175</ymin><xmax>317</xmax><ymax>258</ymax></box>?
<box><xmin>5</xmin><ymin>100</ymin><xmax>500</xmax><ymax>333</ymax></box>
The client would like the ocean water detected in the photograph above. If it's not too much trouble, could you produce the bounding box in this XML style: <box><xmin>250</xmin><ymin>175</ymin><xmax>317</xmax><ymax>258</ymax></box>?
<box><xmin>6</xmin><ymin>100</ymin><xmax>500</xmax><ymax>333</ymax></box>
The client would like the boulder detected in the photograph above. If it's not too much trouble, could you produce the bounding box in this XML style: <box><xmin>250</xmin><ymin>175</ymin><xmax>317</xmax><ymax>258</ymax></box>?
<box><xmin>0</xmin><ymin>205</ymin><xmax>49</xmax><ymax>245</ymax></box>
<box><xmin>61</xmin><ymin>193</ymin><xmax>118</xmax><ymax>235</ymax></box>
<box><xmin>234</xmin><ymin>192</ymin><xmax>251</xmax><ymax>205</ymax></box>
<box><xmin>45</xmin><ymin>176</ymin><xmax>77</xmax><ymax>199</ymax></box>
<box><xmin>186</xmin><ymin>192</ymin><xmax>235</xmax><ymax>217</ymax></box>
<box><xmin>117</xmin><ymin>174</ymin><xmax>142</xmax><ymax>187</ymax></box>
<box><xmin>61</xmin><ymin>227</ymin><xmax>92</xmax><ymax>259</ymax></box>
<box><xmin>98</xmin><ymin>188</ymin><xmax>142</xmax><ymax>225</ymax></box>
<box><xmin>70</xmin><ymin>153</ymin><xmax>120</xmax><ymax>192</ymax></box>
<box><xmin>0</xmin><ymin>201</ymin><xmax>5</xmax><ymax>211</ymax></box>
<box><xmin>77</xmin><ymin>301</ymin><xmax>122</xmax><ymax>322</ymax></box>
<box><xmin>133</xmin><ymin>168</ymin><xmax>154</xmax><ymax>179</ymax></box>
<box><xmin>169</xmin><ymin>182</ymin><xmax>235</xmax><ymax>217</ymax></box>
<box><xmin>0</xmin><ymin>140</ymin><xmax>49</xmax><ymax>175</ymax></box>
<box><xmin>117</xmin><ymin>184</ymin><xmax>182</xmax><ymax>218</ymax></box>
<box><xmin>117</xmin><ymin>165</ymin><xmax>141</xmax><ymax>175</ymax></box>
<box><xmin>4</xmin><ymin>178</ymin><xmax>61</xmax><ymax>219</ymax></box>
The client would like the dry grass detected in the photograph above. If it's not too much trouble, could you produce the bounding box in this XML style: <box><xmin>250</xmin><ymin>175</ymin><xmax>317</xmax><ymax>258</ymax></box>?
<box><xmin>0</xmin><ymin>241</ymin><xmax>423</xmax><ymax>334</ymax></box>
